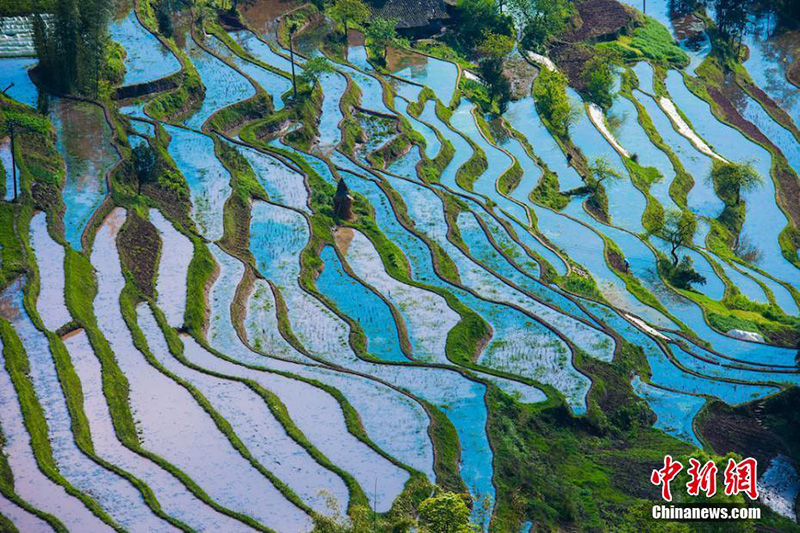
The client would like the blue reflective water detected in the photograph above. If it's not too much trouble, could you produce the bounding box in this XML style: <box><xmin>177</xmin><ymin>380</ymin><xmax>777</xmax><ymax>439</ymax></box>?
<box><xmin>51</xmin><ymin>97</ymin><xmax>118</xmax><ymax>249</ymax></box>
<box><xmin>339</xmin><ymin>46</ymin><xmax>394</xmax><ymax>116</ymax></box>
<box><xmin>229</xmin><ymin>140</ymin><xmax>309</xmax><ymax>212</ymax></box>
<box><xmin>109</xmin><ymin>10</ymin><xmax>180</xmax><ymax>86</ymax></box>
<box><xmin>395</xmin><ymin>94</ymin><xmax>440</xmax><ymax>159</ymax></box>
<box><xmin>505</xmin><ymin>98</ymin><xmax>584</xmax><ymax>191</ymax></box>
<box><xmin>737</xmin><ymin>264</ymin><xmax>799</xmax><ymax>316</ymax></box>
<box><xmin>631</xmin><ymin>89</ymin><xmax>721</xmax><ymax>221</ymax></box>
<box><xmin>609</xmin><ymin>92</ymin><xmax>679</xmax><ymax>212</ymax></box>
<box><xmin>733</xmin><ymin>83</ymin><xmax>800</xmax><ymax>200</ymax></box>
<box><xmin>1</xmin><ymin>137</ymin><xmax>18</xmax><ymax>201</ymax></box>
<box><xmin>566</xmin><ymin>89</ymin><xmax>646</xmax><ymax>232</ymax></box>
<box><xmin>163</xmin><ymin>125</ymin><xmax>231</xmax><ymax>240</ymax></box>
<box><xmin>317</xmin><ymin>246</ymin><xmax>409</xmax><ymax>361</ymax></box>
<box><xmin>342</xmin><ymin>172</ymin><xmax>588</xmax><ymax>411</ymax></box>
<box><xmin>715</xmin><ymin>259</ymin><xmax>769</xmax><ymax>305</ymax></box>
<box><xmin>233</xmin><ymin>29</ymin><xmax>296</xmax><ymax>74</ymax></box>
<box><xmin>387</xmin><ymin>49</ymin><xmax>458</xmax><ymax>106</ymax></box>
<box><xmin>316</xmin><ymin>70</ymin><xmax>348</xmax><ymax>150</ymax></box>
<box><xmin>531</xmin><ymin>201</ymin><xmax>673</xmax><ymax>326</ymax></box>
<box><xmin>248</xmin><ymin>199</ymin><xmax>496</xmax><ymax>517</ymax></box>
<box><xmin>671</xmin><ymin>343</ymin><xmax>798</xmax><ymax>388</ymax></box>
<box><xmin>0</xmin><ymin>57</ymin><xmax>38</xmax><ymax>107</ymax></box>
<box><xmin>649</xmin><ymin>235</ymin><xmax>726</xmax><ymax>300</ymax></box>
<box><xmin>665</xmin><ymin>71</ymin><xmax>800</xmax><ymax>288</ymax></box>
<box><xmin>565</xmin><ymin>200</ymin><xmax>798</xmax><ymax>365</ymax></box>
<box><xmin>582</xmin><ymin>299</ymin><xmax>777</xmax><ymax>404</ymax></box>
<box><xmin>183</xmin><ymin>36</ymin><xmax>255</xmax><ymax>130</ymax></box>
<box><xmin>632</xmin><ymin>62</ymin><xmax>655</xmax><ymax>94</ymax></box>
<box><xmin>632</xmin><ymin>377</ymin><xmax>704</xmax><ymax>446</ymax></box>
<box><xmin>743</xmin><ymin>19</ymin><xmax>800</xmax><ymax>125</ymax></box>
<box><xmin>203</xmin><ymin>35</ymin><xmax>291</xmax><ymax>112</ymax></box>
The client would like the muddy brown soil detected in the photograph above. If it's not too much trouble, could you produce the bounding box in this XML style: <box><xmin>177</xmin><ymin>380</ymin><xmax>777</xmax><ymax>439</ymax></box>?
<box><xmin>698</xmin><ymin>389</ymin><xmax>800</xmax><ymax>468</ymax></box>
<box><xmin>118</xmin><ymin>211</ymin><xmax>160</xmax><ymax>298</ymax></box>
<box><xmin>562</xmin><ymin>0</ymin><xmax>634</xmax><ymax>43</ymax></box>
<box><xmin>242</xmin><ymin>0</ymin><xmax>304</xmax><ymax>37</ymax></box>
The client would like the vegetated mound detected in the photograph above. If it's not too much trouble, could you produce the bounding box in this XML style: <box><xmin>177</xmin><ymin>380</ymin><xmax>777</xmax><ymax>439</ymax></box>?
<box><xmin>549</xmin><ymin>0</ymin><xmax>638</xmax><ymax>89</ymax></box>
<box><xmin>117</xmin><ymin>211</ymin><xmax>160</xmax><ymax>298</ymax></box>
<box><xmin>561</xmin><ymin>0</ymin><xmax>635</xmax><ymax>43</ymax></box>
<box><xmin>549</xmin><ymin>42</ymin><xmax>596</xmax><ymax>91</ymax></box>
<box><xmin>697</xmin><ymin>388</ymin><xmax>800</xmax><ymax>467</ymax></box>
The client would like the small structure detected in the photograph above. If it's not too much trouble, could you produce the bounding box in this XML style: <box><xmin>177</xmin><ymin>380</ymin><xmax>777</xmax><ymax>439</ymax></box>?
<box><xmin>368</xmin><ymin>0</ymin><xmax>450</xmax><ymax>38</ymax></box>
<box><xmin>333</xmin><ymin>178</ymin><xmax>354</xmax><ymax>220</ymax></box>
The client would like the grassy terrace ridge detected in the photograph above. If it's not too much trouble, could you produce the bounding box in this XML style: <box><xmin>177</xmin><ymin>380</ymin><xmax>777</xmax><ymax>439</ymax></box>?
<box><xmin>137</xmin><ymin>2</ymin><xmax>206</xmax><ymax>123</ymax></box>
<box><xmin>0</xmin><ymin>98</ymin><xmax>194</xmax><ymax>532</ymax></box>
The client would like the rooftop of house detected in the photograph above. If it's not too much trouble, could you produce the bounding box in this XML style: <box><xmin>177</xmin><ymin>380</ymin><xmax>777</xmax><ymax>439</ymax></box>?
<box><xmin>369</xmin><ymin>0</ymin><xmax>450</xmax><ymax>30</ymax></box>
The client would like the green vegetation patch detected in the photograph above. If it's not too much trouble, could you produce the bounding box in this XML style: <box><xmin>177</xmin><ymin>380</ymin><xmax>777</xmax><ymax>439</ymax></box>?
<box><xmin>597</xmin><ymin>16</ymin><xmax>690</xmax><ymax>68</ymax></box>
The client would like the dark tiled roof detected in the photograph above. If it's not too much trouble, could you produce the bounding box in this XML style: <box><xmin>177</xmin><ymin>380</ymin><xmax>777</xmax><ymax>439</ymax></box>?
<box><xmin>369</xmin><ymin>0</ymin><xmax>449</xmax><ymax>29</ymax></box>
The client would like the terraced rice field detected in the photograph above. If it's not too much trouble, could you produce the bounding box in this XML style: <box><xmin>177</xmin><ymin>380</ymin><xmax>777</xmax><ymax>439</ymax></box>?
<box><xmin>1</xmin><ymin>0</ymin><xmax>799</xmax><ymax>530</ymax></box>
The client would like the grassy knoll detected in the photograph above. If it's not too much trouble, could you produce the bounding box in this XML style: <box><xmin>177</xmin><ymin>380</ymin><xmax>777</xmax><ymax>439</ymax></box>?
<box><xmin>597</xmin><ymin>16</ymin><xmax>690</xmax><ymax>68</ymax></box>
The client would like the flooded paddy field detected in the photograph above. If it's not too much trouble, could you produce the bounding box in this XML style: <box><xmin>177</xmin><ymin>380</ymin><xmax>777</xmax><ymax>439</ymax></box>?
<box><xmin>2</xmin><ymin>0</ymin><xmax>800</xmax><ymax>529</ymax></box>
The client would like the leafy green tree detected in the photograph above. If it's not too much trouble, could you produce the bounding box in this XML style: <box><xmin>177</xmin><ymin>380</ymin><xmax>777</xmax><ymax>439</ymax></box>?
<box><xmin>298</xmin><ymin>56</ymin><xmax>334</xmax><ymax>87</ymax></box>
<box><xmin>476</xmin><ymin>31</ymin><xmax>514</xmax><ymax>58</ymax></box>
<box><xmin>33</xmin><ymin>0</ymin><xmax>113</xmax><ymax>95</ymax></box>
<box><xmin>511</xmin><ymin>0</ymin><xmax>569</xmax><ymax>52</ymax></box>
<box><xmin>533</xmin><ymin>69</ymin><xmax>576</xmax><ymax>137</ymax></box>
<box><xmin>583</xmin><ymin>57</ymin><xmax>615</xmax><ymax>109</ymax></box>
<box><xmin>365</xmin><ymin>17</ymin><xmax>398</xmax><ymax>61</ymax></box>
<box><xmin>652</xmin><ymin>209</ymin><xmax>696</xmax><ymax>266</ymax></box>
<box><xmin>418</xmin><ymin>492</ymin><xmax>474</xmax><ymax>533</ymax></box>
<box><xmin>477</xmin><ymin>32</ymin><xmax>513</xmax><ymax>112</ymax></box>
<box><xmin>329</xmin><ymin>0</ymin><xmax>371</xmax><ymax>40</ymax></box>
<box><xmin>453</xmin><ymin>0</ymin><xmax>513</xmax><ymax>52</ymax></box>
<box><xmin>132</xmin><ymin>142</ymin><xmax>158</xmax><ymax>194</ymax></box>
<box><xmin>708</xmin><ymin>160</ymin><xmax>762</xmax><ymax>206</ymax></box>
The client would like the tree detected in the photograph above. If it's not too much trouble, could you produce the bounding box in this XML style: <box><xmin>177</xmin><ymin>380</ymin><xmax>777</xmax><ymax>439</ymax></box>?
<box><xmin>653</xmin><ymin>209</ymin><xmax>696</xmax><ymax>266</ymax></box>
<box><xmin>708</xmin><ymin>160</ymin><xmax>763</xmax><ymax>206</ymax></box>
<box><xmin>511</xmin><ymin>0</ymin><xmax>569</xmax><ymax>52</ymax></box>
<box><xmin>365</xmin><ymin>17</ymin><xmax>398</xmax><ymax>61</ymax></box>
<box><xmin>298</xmin><ymin>56</ymin><xmax>334</xmax><ymax>87</ymax></box>
<box><xmin>662</xmin><ymin>255</ymin><xmax>707</xmax><ymax>290</ymax></box>
<box><xmin>132</xmin><ymin>142</ymin><xmax>158</xmax><ymax>194</ymax></box>
<box><xmin>476</xmin><ymin>31</ymin><xmax>514</xmax><ymax>59</ymax></box>
<box><xmin>32</xmin><ymin>0</ymin><xmax>113</xmax><ymax>95</ymax></box>
<box><xmin>477</xmin><ymin>32</ymin><xmax>514</xmax><ymax>112</ymax></box>
<box><xmin>155</xmin><ymin>0</ymin><xmax>174</xmax><ymax>38</ymax></box>
<box><xmin>586</xmin><ymin>157</ymin><xmax>620</xmax><ymax>192</ymax></box>
<box><xmin>533</xmin><ymin>69</ymin><xmax>576</xmax><ymax>137</ymax></box>
<box><xmin>583</xmin><ymin>57</ymin><xmax>615</xmax><ymax>109</ymax></box>
<box><xmin>454</xmin><ymin>0</ymin><xmax>513</xmax><ymax>52</ymax></box>
<box><xmin>418</xmin><ymin>492</ymin><xmax>474</xmax><ymax>533</ymax></box>
<box><xmin>329</xmin><ymin>0</ymin><xmax>370</xmax><ymax>41</ymax></box>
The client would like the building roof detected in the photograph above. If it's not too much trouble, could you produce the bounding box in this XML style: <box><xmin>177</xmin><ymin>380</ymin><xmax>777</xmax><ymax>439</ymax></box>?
<box><xmin>369</xmin><ymin>0</ymin><xmax>449</xmax><ymax>30</ymax></box>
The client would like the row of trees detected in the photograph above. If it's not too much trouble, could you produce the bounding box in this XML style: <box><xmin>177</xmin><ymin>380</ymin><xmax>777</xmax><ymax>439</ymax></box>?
<box><xmin>32</xmin><ymin>0</ymin><xmax>113</xmax><ymax>95</ymax></box>
<box><xmin>325</xmin><ymin>0</ymin><xmax>398</xmax><ymax>61</ymax></box>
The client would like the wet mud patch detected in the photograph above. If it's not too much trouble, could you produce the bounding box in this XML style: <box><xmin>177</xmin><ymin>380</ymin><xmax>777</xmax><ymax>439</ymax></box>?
<box><xmin>117</xmin><ymin>211</ymin><xmax>160</xmax><ymax>298</ymax></box>
<box><xmin>696</xmin><ymin>393</ymin><xmax>799</xmax><ymax>468</ymax></box>
<box><xmin>562</xmin><ymin>0</ymin><xmax>635</xmax><ymax>43</ymax></box>
<box><xmin>549</xmin><ymin>43</ymin><xmax>596</xmax><ymax>92</ymax></box>
<box><xmin>503</xmin><ymin>55</ymin><xmax>539</xmax><ymax>100</ymax></box>
<box><xmin>141</xmin><ymin>181</ymin><xmax>192</xmax><ymax>230</ymax></box>
<box><xmin>333</xmin><ymin>226</ymin><xmax>354</xmax><ymax>255</ymax></box>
